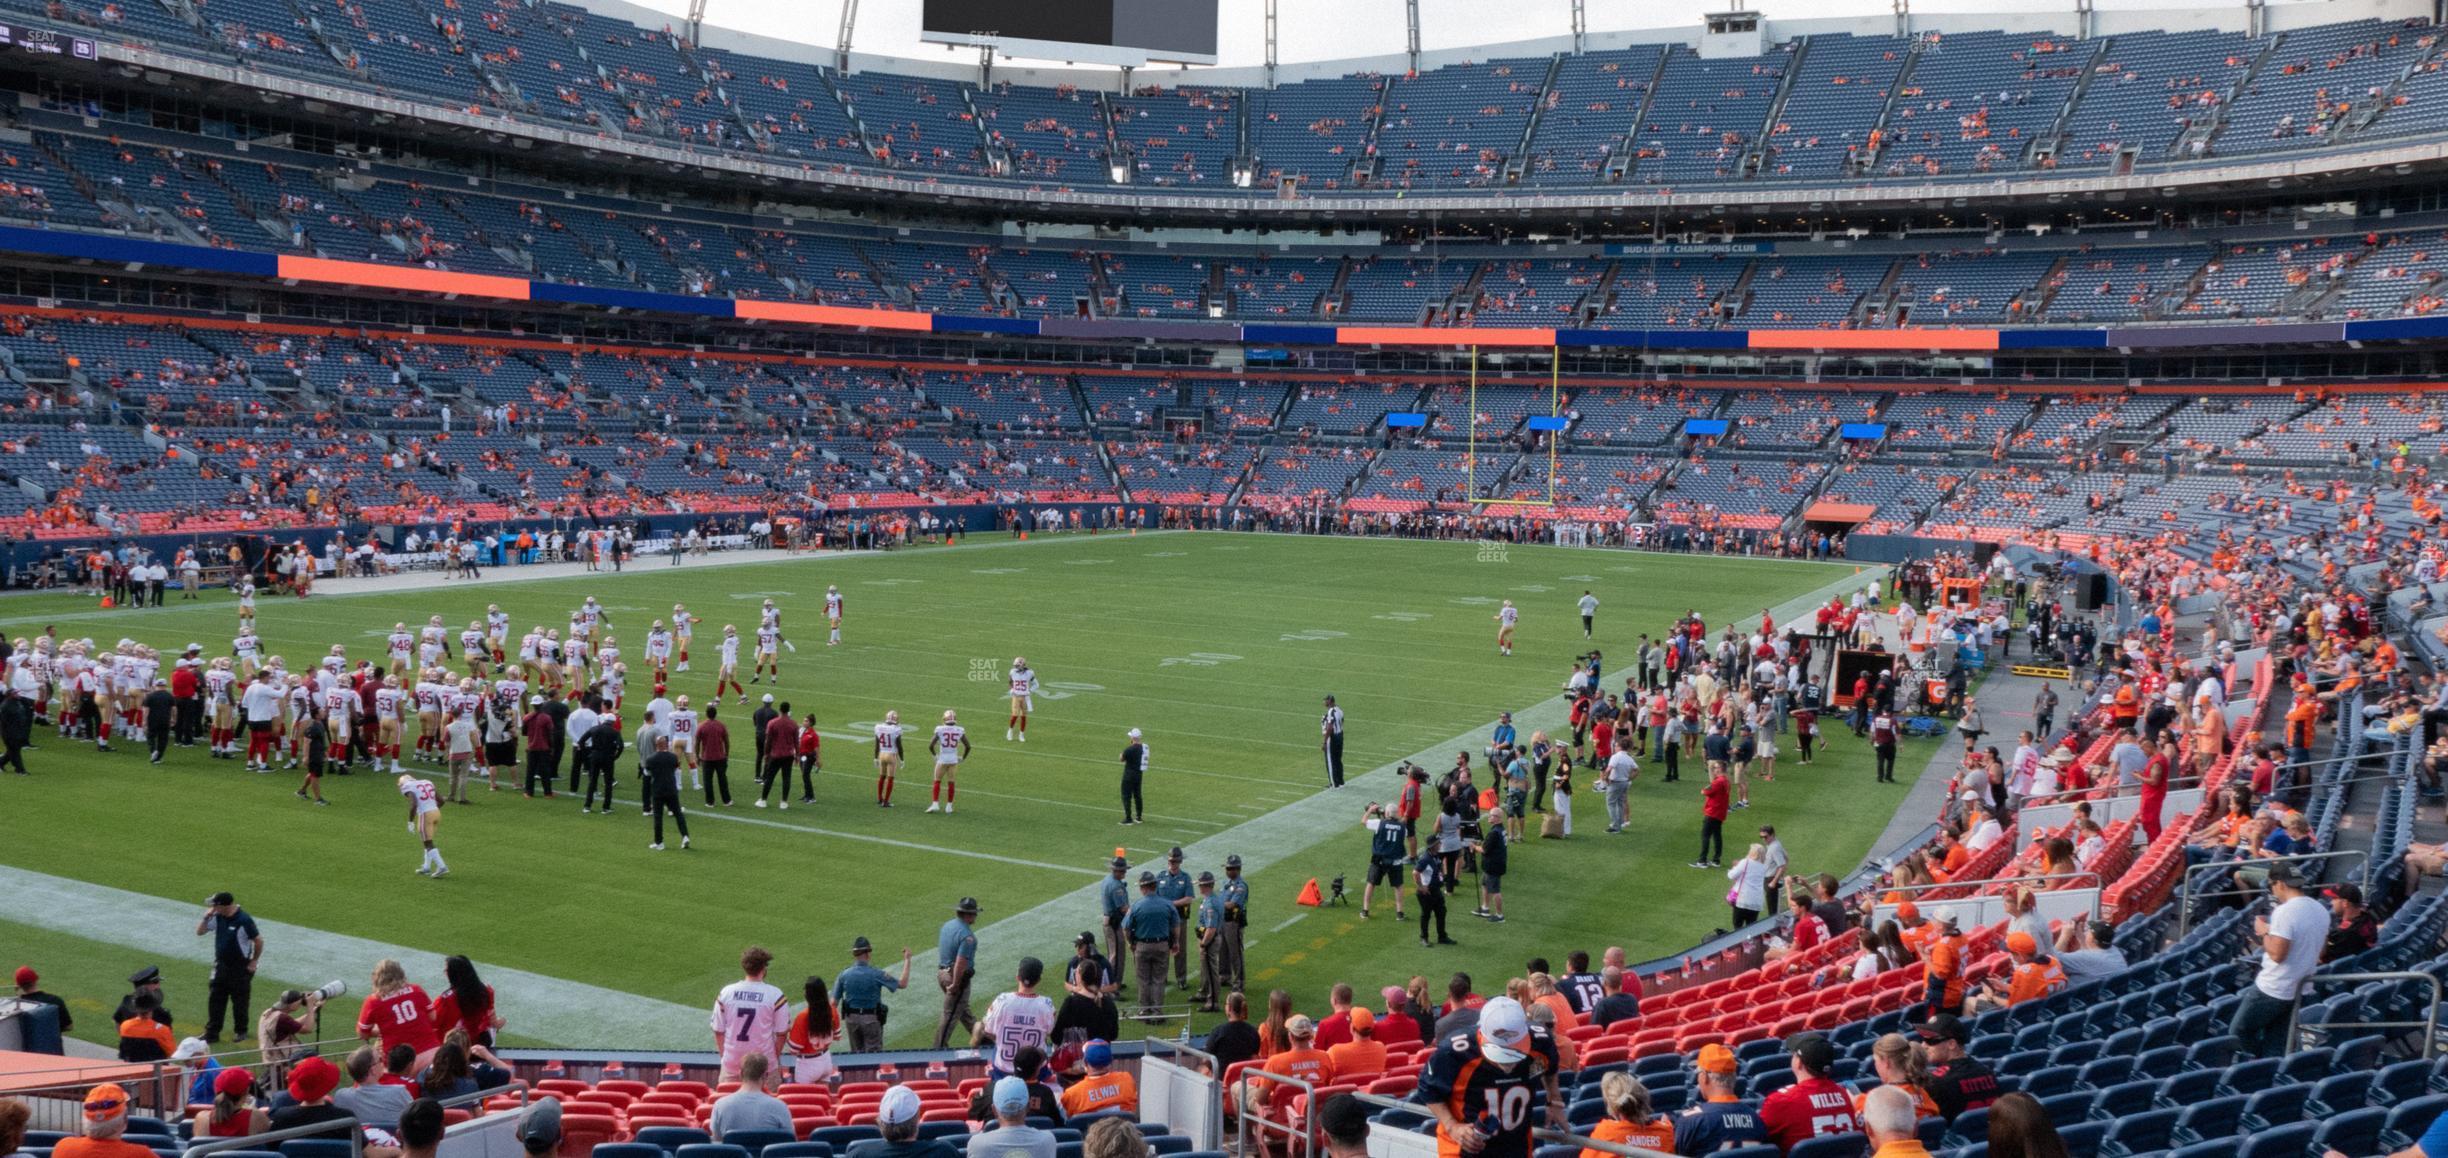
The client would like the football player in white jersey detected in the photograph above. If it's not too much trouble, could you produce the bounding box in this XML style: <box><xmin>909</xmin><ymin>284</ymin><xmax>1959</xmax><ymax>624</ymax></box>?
<box><xmin>386</xmin><ymin>623</ymin><xmax>415</xmax><ymax>679</ymax></box>
<box><xmin>282</xmin><ymin>674</ymin><xmax>313</xmax><ymax>768</ymax></box>
<box><xmin>752</xmin><ymin>623</ymin><xmax>781</xmax><ymax>691</ymax></box>
<box><xmin>714</xmin><ymin>627</ymin><xmax>745</xmax><ymax>705</ymax></box>
<box><xmin>596</xmin><ymin>635</ymin><xmax>621</xmax><ymax>680</ymax></box>
<box><xmin>233</xmin><ymin>627</ymin><xmax>262</xmax><ymax>677</ymax></box>
<box><xmin>872</xmin><ymin>710</ymin><xmax>903</xmax><ymax>808</ymax></box>
<box><xmin>322</xmin><ymin>678</ymin><xmax>358</xmax><ymax>768</ymax></box>
<box><xmin>414</xmin><ymin>669</ymin><xmax>446</xmax><ymax>763</ymax></box>
<box><xmin>1006</xmin><ymin>657</ymin><xmax>1038</xmax><ymax>743</ymax></box>
<box><xmin>825</xmin><ymin>586</ymin><xmax>843</xmax><ymax>646</ymax></box>
<box><xmin>235</xmin><ymin>579</ymin><xmax>257</xmax><ymax>631</ymax></box>
<box><xmin>538</xmin><ymin>630</ymin><xmax>565</xmax><ymax>694</ymax></box>
<box><xmin>563</xmin><ymin>632</ymin><xmax>592</xmax><ymax>689</ymax></box>
<box><xmin>399</xmin><ymin>774</ymin><xmax>449</xmax><ymax>877</ymax></box>
<box><xmin>460</xmin><ymin>621</ymin><xmax>490</xmax><ymax>679</ymax></box>
<box><xmin>518</xmin><ymin>628</ymin><xmax>544</xmax><ymax>686</ymax></box>
<box><xmin>203</xmin><ymin>658</ymin><xmax>238</xmax><ymax>757</ymax></box>
<box><xmin>1495</xmin><ymin>599</ymin><xmax>1519</xmax><ymax>656</ymax></box>
<box><xmin>668</xmin><ymin>694</ymin><xmax>701</xmax><ymax>789</ymax></box>
<box><xmin>928</xmin><ymin>710</ymin><xmax>970</xmax><ymax>815</ymax></box>
<box><xmin>484</xmin><ymin>606</ymin><xmax>511</xmax><ymax>663</ymax></box>
<box><xmin>644</xmin><ymin>621</ymin><xmax>673</xmax><ymax>684</ymax></box>
<box><xmin>603</xmin><ymin>662</ymin><xmax>628</xmax><ymax>714</ymax></box>
<box><xmin>419</xmin><ymin>616</ymin><xmax>449</xmax><ymax>670</ymax></box>
<box><xmin>672</xmin><ymin>604</ymin><xmax>698</xmax><ymax>672</ymax></box>
<box><xmin>373</xmin><ymin>675</ymin><xmax>407</xmax><ymax>773</ymax></box>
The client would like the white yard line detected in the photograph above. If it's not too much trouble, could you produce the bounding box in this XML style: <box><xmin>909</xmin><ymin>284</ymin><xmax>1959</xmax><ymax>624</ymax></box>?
<box><xmin>0</xmin><ymin>864</ymin><xmax>714</xmax><ymax>1049</ymax></box>
<box><xmin>1271</xmin><ymin>913</ymin><xmax>1311</xmax><ymax>933</ymax></box>
<box><xmin>681</xmin><ymin>810</ymin><xmax>1107</xmax><ymax>876</ymax></box>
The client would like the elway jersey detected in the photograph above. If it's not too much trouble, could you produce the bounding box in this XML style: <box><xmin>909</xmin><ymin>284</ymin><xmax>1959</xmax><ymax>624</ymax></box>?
<box><xmin>1413</xmin><ymin>1026</ymin><xmax>1559</xmax><ymax>1158</ymax></box>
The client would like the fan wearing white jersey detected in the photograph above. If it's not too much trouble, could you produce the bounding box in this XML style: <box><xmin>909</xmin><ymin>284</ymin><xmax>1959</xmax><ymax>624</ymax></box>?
<box><xmin>872</xmin><ymin>711</ymin><xmax>904</xmax><ymax>808</ymax></box>
<box><xmin>824</xmin><ymin>586</ymin><xmax>843</xmax><ymax>646</ymax></box>
<box><xmin>672</xmin><ymin>604</ymin><xmax>698</xmax><ymax>673</ymax></box>
<box><xmin>668</xmin><ymin>694</ymin><xmax>702</xmax><ymax>788</ymax></box>
<box><xmin>711</xmin><ymin>947</ymin><xmax>790</xmax><ymax>1083</ymax></box>
<box><xmin>974</xmin><ymin>958</ymin><xmax>1057</xmax><ymax>1080</ymax></box>
<box><xmin>1007</xmin><ymin>658</ymin><xmax>1039</xmax><ymax>743</ymax></box>
<box><xmin>400</xmin><ymin>774</ymin><xmax>448</xmax><ymax>878</ymax></box>
<box><xmin>386</xmin><ymin>624</ymin><xmax>415</xmax><ymax>679</ymax></box>
<box><xmin>714</xmin><ymin>627</ymin><xmax>745</xmax><ymax>705</ymax></box>
<box><xmin>927</xmin><ymin>710</ymin><xmax>970</xmax><ymax>815</ymax></box>
<box><xmin>1495</xmin><ymin>599</ymin><xmax>1519</xmax><ymax>657</ymax></box>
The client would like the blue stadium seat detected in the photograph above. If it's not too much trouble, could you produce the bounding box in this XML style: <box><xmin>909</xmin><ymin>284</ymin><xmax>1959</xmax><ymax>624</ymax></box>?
<box><xmin>2278</xmin><ymin>1047</ymin><xmax>2337</xmax><ymax>1086</ymax></box>
<box><xmin>1939</xmin><ymin>1107</ymin><xmax>1988</xmax><ymax>1149</ymax></box>
<box><xmin>1054</xmin><ymin>1144</ymin><xmax>1082</xmax><ymax>1158</ymax></box>
<box><xmin>2333</xmin><ymin>1035</ymin><xmax>2387</xmax><ymax>1074</ymax></box>
<box><xmin>2034</xmin><ymin>1091</ymin><xmax>2091</xmax><ymax>1124</ymax></box>
<box><xmin>125</xmin><ymin>1118</ymin><xmax>172</xmax><ymax>1140</ymax></box>
<box><xmin>806</xmin><ymin>1129</ymin><xmax>878</xmax><ymax>1151</ymax></box>
<box><xmin>2170</xmin><ymin>1094</ymin><xmax>2249</xmax><ymax>1146</ymax></box>
<box><xmin>2099</xmin><ymin>1108</ymin><xmax>2180</xmax><ymax>1158</ymax></box>
<box><xmin>2133</xmin><ymin>1045</ymin><xmax>2192</xmax><ymax>1080</ymax></box>
<box><xmin>2184</xmin><ymin>1037</ymin><xmax>2243</xmax><ymax>1073</ymax></box>
<box><xmin>25</xmin><ymin>1134</ymin><xmax>69</xmax><ymax>1149</ymax></box>
<box><xmin>2382</xmin><ymin>1095</ymin><xmax>2448</xmax><ymax>1151</ymax></box>
<box><xmin>720</xmin><ymin>1132</ymin><xmax>796</xmax><ymax>1155</ymax></box>
<box><xmin>1713</xmin><ymin>1147</ymin><xmax>1779</xmax><ymax>1158</ymax></box>
<box><xmin>637</xmin><ymin>1128</ymin><xmax>715</xmax><ymax>1153</ymax></box>
<box><xmin>1147</xmin><ymin>1138</ymin><xmax>1193</xmax><ymax>1155</ymax></box>
<box><xmin>278</xmin><ymin>1141</ymin><xmax>353</xmax><ymax>1158</ymax></box>
<box><xmin>1785</xmin><ymin>1133</ymin><xmax>1866</xmax><ymax>1158</ymax></box>
<box><xmin>2052</xmin><ymin>1122</ymin><xmax>2107</xmax><ymax>1155</ymax></box>
<box><xmin>2218</xmin><ymin>1058</ymin><xmax>2284</xmax><ymax>1098</ymax></box>
<box><xmin>2311</xmin><ymin>1106</ymin><xmax>2389</xmax><ymax>1158</ymax></box>
<box><xmin>2307</xmin><ymin>1071</ymin><xmax>2376</xmax><ymax>1117</ymax></box>
<box><xmin>2082</xmin><ymin>1079</ymin><xmax>2156</xmax><ymax>1123</ymax></box>
<box><xmin>2044</xmin><ymin>1041</ymin><xmax>2103</xmax><ymax>1069</ymax></box>
<box><xmin>2075</xmin><ymin>1057</ymin><xmax>2134</xmax><ymax>1091</ymax></box>
<box><xmin>1747</xmin><ymin>1070</ymin><xmax>1799</xmax><ymax>1099</ymax></box>
<box><xmin>2166</xmin><ymin>1141</ymin><xmax>2237</xmax><ymax>1158</ymax></box>
<box><xmin>2242</xmin><ymin>1083</ymin><xmax>2314</xmax><ymax>1130</ymax></box>
<box><xmin>675</xmin><ymin>1143</ymin><xmax>753</xmax><ymax>1158</ymax></box>
<box><xmin>2015</xmin><ymin>1066</ymin><xmax>2080</xmax><ymax>1101</ymax></box>
<box><xmin>1914</xmin><ymin>1118</ymin><xmax>1945</xmax><ymax>1151</ymax></box>
<box><xmin>595</xmin><ymin>1146</ymin><xmax>668</xmax><ymax>1158</ymax></box>
<box><xmin>2155</xmin><ymin>1068</ymin><xmax>2222</xmax><ymax>1110</ymax></box>
<box><xmin>2373</xmin><ymin>1059</ymin><xmax>2442</xmax><ymax>1106</ymax></box>
<box><xmin>917</xmin><ymin>1124</ymin><xmax>970</xmax><ymax>1142</ymax></box>
<box><xmin>760</xmin><ymin>1145</ymin><xmax>835</xmax><ymax>1158</ymax></box>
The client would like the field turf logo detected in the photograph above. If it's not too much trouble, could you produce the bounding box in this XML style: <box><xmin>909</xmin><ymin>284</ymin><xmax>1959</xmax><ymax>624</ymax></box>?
<box><xmin>1476</xmin><ymin>540</ymin><xmax>1510</xmax><ymax>564</ymax></box>
<box><xmin>967</xmin><ymin>658</ymin><xmax>997</xmax><ymax>682</ymax></box>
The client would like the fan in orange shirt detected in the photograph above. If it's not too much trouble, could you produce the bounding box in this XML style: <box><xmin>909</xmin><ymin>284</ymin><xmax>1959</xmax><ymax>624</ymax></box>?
<box><xmin>1325</xmin><ymin>1008</ymin><xmax>1387</xmax><ymax>1080</ymax></box>
<box><xmin>1579</xmin><ymin>1072</ymin><xmax>1673</xmax><ymax>1158</ymax></box>
<box><xmin>1059</xmin><ymin>1040</ymin><xmax>1138</xmax><ymax>1117</ymax></box>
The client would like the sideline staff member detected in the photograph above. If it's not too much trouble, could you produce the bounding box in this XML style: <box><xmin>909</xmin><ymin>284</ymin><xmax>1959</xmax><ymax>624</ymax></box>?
<box><xmin>833</xmin><ymin>936</ymin><xmax>911</xmax><ymax>1054</ymax></box>
<box><xmin>933</xmin><ymin>898</ymin><xmax>980</xmax><ymax>1049</ymax></box>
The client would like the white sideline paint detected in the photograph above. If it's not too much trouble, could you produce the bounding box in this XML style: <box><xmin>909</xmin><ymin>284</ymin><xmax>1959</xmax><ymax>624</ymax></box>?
<box><xmin>0</xmin><ymin>864</ymin><xmax>715</xmax><ymax>1049</ymax></box>
<box><xmin>935</xmin><ymin>559</ymin><xmax>1885</xmax><ymax>1044</ymax></box>
<box><xmin>0</xmin><ymin>542</ymin><xmax>1883</xmax><ymax>1050</ymax></box>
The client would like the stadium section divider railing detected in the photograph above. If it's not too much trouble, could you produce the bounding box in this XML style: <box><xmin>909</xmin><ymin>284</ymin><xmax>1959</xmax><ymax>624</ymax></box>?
<box><xmin>0</xmin><ymin>1034</ymin><xmax>364</xmax><ymax>1131</ymax></box>
<box><xmin>2287</xmin><ymin>972</ymin><xmax>2445</xmax><ymax>1060</ymax></box>
<box><xmin>1137</xmin><ymin>1039</ymin><xmax>1222</xmax><ymax>1151</ymax></box>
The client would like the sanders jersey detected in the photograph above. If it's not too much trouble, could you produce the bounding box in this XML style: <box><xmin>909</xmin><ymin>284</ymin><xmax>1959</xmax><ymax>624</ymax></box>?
<box><xmin>711</xmin><ymin>978</ymin><xmax>789</xmax><ymax>1068</ymax></box>
<box><xmin>1415</xmin><ymin>1026</ymin><xmax>1560</xmax><ymax>1158</ymax></box>
<box><xmin>979</xmin><ymin>991</ymin><xmax>1056</xmax><ymax>1076</ymax></box>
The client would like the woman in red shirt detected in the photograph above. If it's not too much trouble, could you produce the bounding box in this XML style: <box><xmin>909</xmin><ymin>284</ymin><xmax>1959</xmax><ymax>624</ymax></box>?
<box><xmin>2137</xmin><ymin>738</ymin><xmax>2173</xmax><ymax>843</ymax></box>
<box><xmin>431</xmin><ymin>955</ymin><xmax>502</xmax><ymax>1055</ymax></box>
<box><xmin>1697</xmin><ymin>768</ymin><xmax>1730</xmax><ymax>867</ymax></box>
<box><xmin>358</xmin><ymin>958</ymin><xmax>442</xmax><ymax>1072</ymax></box>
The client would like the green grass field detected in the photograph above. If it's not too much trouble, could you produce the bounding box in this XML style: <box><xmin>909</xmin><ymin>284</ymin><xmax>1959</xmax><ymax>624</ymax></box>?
<box><xmin>0</xmin><ymin>531</ymin><xmax>1940</xmax><ymax>1052</ymax></box>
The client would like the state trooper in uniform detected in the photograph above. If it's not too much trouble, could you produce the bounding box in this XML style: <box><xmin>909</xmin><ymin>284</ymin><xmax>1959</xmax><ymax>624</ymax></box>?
<box><xmin>832</xmin><ymin>935</ymin><xmax>911</xmax><ymax>1053</ymax></box>
<box><xmin>1192</xmin><ymin>872</ymin><xmax>1224</xmax><ymax>1012</ymax></box>
<box><xmin>1124</xmin><ymin>871</ymin><xmax>1179</xmax><ymax>1023</ymax></box>
<box><xmin>1099</xmin><ymin>854</ymin><xmax>1130</xmax><ymax>995</ymax></box>
<box><xmin>1155</xmin><ymin>848</ymin><xmax>1193</xmax><ymax>987</ymax></box>
<box><xmin>1219</xmin><ymin>854</ymin><xmax>1250</xmax><ymax>996</ymax></box>
<box><xmin>933</xmin><ymin>897</ymin><xmax>980</xmax><ymax>1049</ymax></box>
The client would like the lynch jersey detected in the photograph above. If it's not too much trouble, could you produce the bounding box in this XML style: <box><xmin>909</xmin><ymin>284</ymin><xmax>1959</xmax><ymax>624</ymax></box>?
<box><xmin>1673</xmin><ymin>1097</ymin><xmax>1769</xmax><ymax>1155</ymax></box>
<box><xmin>1414</xmin><ymin>1027</ymin><xmax>1559</xmax><ymax>1158</ymax></box>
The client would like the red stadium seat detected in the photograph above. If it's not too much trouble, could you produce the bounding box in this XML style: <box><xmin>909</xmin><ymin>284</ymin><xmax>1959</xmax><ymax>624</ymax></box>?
<box><xmin>596</xmin><ymin>1080</ymin><xmax>652</xmax><ymax>1099</ymax></box>
<box><xmin>556</xmin><ymin>1114</ymin><xmax>625</xmax><ymax>1157</ymax></box>
<box><xmin>654</xmin><ymin>1081</ymin><xmax>711</xmax><ymax>1101</ymax></box>
<box><xmin>539</xmin><ymin>1080</ymin><xmax>594</xmax><ymax>1099</ymax></box>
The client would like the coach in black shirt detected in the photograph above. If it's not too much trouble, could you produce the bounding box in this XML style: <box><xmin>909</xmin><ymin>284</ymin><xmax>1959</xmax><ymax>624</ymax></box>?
<box><xmin>644</xmin><ymin>737</ymin><xmax>689</xmax><ymax>850</ymax></box>
<box><xmin>1119</xmin><ymin>728</ymin><xmax>1146</xmax><ymax>825</ymax></box>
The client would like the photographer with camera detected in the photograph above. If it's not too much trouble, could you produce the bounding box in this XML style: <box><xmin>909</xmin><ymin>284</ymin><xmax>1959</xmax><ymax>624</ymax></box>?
<box><xmin>257</xmin><ymin>981</ymin><xmax>340</xmax><ymax>1067</ymax></box>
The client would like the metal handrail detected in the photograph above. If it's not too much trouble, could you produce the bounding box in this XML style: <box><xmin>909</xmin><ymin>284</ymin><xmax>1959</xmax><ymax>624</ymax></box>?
<box><xmin>2285</xmin><ymin>971</ymin><xmax>2446</xmax><ymax>1060</ymax></box>
<box><xmin>1231</xmin><ymin>1067</ymin><xmax>1317</xmax><ymax>1158</ymax></box>
<box><xmin>1345</xmin><ymin>1090</ymin><xmax>1679</xmax><ymax>1158</ymax></box>
<box><xmin>2177</xmin><ymin>850</ymin><xmax>2370</xmax><ymax>936</ymax></box>
<box><xmin>186</xmin><ymin>1115</ymin><xmax>366</xmax><ymax>1158</ymax></box>
<box><xmin>2014</xmin><ymin>774</ymin><xmax>2212</xmax><ymax>811</ymax></box>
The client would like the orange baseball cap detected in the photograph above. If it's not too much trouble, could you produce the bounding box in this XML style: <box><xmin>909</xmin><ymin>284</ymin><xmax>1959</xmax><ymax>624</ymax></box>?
<box><xmin>1896</xmin><ymin>901</ymin><xmax>1920</xmax><ymax>921</ymax></box>
<box><xmin>82</xmin><ymin>1083</ymin><xmax>128</xmax><ymax>1122</ymax></box>
<box><xmin>1695</xmin><ymin>1044</ymin><xmax>1738</xmax><ymax>1074</ymax></box>
<box><xmin>1348</xmin><ymin>1007</ymin><xmax>1375</xmax><ymax>1032</ymax></box>
<box><xmin>2006</xmin><ymin>931</ymin><xmax>2039</xmax><ymax>956</ymax></box>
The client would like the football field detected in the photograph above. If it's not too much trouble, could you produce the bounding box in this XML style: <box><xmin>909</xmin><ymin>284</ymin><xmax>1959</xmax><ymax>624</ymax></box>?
<box><xmin>0</xmin><ymin>531</ymin><xmax>1938</xmax><ymax>1051</ymax></box>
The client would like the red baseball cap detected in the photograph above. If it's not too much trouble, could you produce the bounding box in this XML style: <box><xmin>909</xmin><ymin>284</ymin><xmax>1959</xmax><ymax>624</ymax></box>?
<box><xmin>12</xmin><ymin>966</ymin><xmax>34</xmax><ymax>988</ymax></box>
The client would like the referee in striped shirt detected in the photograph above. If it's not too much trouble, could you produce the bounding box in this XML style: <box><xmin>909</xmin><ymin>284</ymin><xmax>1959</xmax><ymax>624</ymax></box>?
<box><xmin>1321</xmin><ymin>696</ymin><xmax>1345</xmax><ymax>788</ymax></box>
